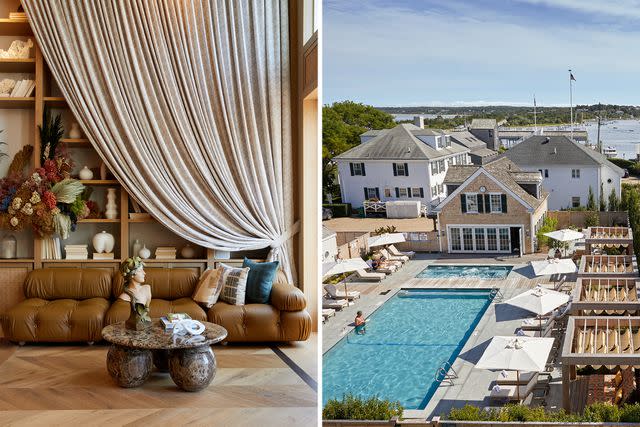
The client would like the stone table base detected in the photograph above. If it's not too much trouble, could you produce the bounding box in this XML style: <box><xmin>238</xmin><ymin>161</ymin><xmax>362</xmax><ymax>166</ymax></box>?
<box><xmin>106</xmin><ymin>345</ymin><xmax>152</xmax><ymax>388</ymax></box>
<box><xmin>169</xmin><ymin>346</ymin><xmax>216</xmax><ymax>392</ymax></box>
<box><xmin>152</xmin><ymin>349</ymin><xmax>170</xmax><ymax>373</ymax></box>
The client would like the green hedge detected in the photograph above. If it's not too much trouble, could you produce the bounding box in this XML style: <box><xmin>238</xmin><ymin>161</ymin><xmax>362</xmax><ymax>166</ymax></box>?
<box><xmin>323</xmin><ymin>394</ymin><xmax>403</xmax><ymax>421</ymax></box>
<box><xmin>610</xmin><ymin>158</ymin><xmax>640</xmax><ymax>176</ymax></box>
<box><xmin>448</xmin><ymin>402</ymin><xmax>640</xmax><ymax>423</ymax></box>
<box><xmin>323</xmin><ymin>203</ymin><xmax>351</xmax><ymax>217</ymax></box>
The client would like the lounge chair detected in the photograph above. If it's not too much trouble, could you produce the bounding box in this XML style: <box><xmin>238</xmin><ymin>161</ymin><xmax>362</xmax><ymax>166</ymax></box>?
<box><xmin>353</xmin><ymin>269</ymin><xmax>386</xmax><ymax>282</ymax></box>
<box><xmin>322</xmin><ymin>298</ymin><xmax>348</xmax><ymax>310</ymax></box>
<box><xmin>324</xmin><ymin>284</ymin><xmax>361</xmax><ymax>301</ymax></box>
<box><xmin>388</xmin><ymin>244</ymin><xmax>415</xmax><ymax>259</ymax></box>
<box><xmin>519</xmin><ymin>318</ymin><xmax>556</xmax><ymax>338</ymax></box>
<box><xmin>489</xmin><ymin>372</ymin><xmax>540</xmax><ymax>402</ymax></box>
<box><xmin>520</xmin><ymin>315</ymin><xmax>552</xmax><ymax>330</ymax></box>
<box><xmin>322</xmin><ymin>308</ymin><xmax>336</xmax><ymax>322</ymax></box>
<box><xmin>496</xmin><ymin>370</ymin><xmax>536</xmax><ymax>385</ymax></box>
<box><xmin>380</xmin><ymin>248</ymin><xmax>408</xmax><ymax>263</ymax></box>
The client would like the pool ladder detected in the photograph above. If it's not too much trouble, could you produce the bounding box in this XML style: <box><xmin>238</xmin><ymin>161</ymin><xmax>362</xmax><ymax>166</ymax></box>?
<box><xmin>490</xmin><ymin>287</ymin><xmax>504</xmax><ymax>303</ymax></box>
<box><xmin>434</xmin><ymin>361</ymin><xmax>458</xmax><ymax>385</ymax></box>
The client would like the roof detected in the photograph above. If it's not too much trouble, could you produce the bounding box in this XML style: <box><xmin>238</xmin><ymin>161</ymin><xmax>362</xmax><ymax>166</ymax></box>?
<box><xmin>449</xmin><ymin>131</ymin><xmax>487</xmax><ymax>150</ymax></box>
<box><xmin>470</xmin><ymin>118</ymin><xmax>497</xmax><ymax>130</ymax></box>
<box><xmin>322</xmin><ymin>226</ymin><xmax>336</xmax><ymax>240</ymax></box>
<box><xmin>334</xmin><ymin>123</ymin><xmax>469</xmax><ymax>161</ymax></box>
<box><xmin>501</xmin><ymin>135</ymin><xmax>624</xmax><ymax>175</ymax></box>
<box><xmin>442</xmin><ymin>157</ymin><xmax>546</xmax><ymax>209</ymax></box>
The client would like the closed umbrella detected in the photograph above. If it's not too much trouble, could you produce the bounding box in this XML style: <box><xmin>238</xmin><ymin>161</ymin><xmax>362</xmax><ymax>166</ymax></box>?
<box><xmin>367</xmin><ymin>233</ymin><xmax>406</xmax><ymax>248</ymax></box>
<box><xmin>476</xmin><ymin>336</ymin><xmax>554</xmax><ymax>400</ymax></box>
<box><xmin>530</xmin><ymin>258</ymin><xmax>577</xmax><ymax>276</ymax></box>
<box><xmin>322</xmin><ymin>258</ymin><xmax>370</xmax><ymax>305</ymax></box>
<box><xmin>504</xmin><ymin>285</ymin><xmax>571</xmax><ymax>329</ymax></box>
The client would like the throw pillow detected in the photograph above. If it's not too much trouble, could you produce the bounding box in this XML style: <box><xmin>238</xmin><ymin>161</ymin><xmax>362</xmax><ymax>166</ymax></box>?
<box><xmin>218</xmin><ymin>263</ymin><xmax>250</xmax><ymax>306</ymax></box>
<box><xmin>192</xmin><ymin>268</ymin><xmax>225</xmax><ymax>308</ymax></box>
<box><xmin>242</xmin><ymin>257</ymin><xmax>279</xmax><ymax>304</ymax></box>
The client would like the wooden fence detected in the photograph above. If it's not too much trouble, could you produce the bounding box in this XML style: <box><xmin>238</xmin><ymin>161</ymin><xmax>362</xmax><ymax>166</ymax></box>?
<box><xmin>547</xmin><ymin>211</ymin><xmax>629</xmax><ymax>229</ymax></box>
<box><xmin>336</xmin><ymin>232</ymin><xmax>370</xmax><ymax>259</ymax></box>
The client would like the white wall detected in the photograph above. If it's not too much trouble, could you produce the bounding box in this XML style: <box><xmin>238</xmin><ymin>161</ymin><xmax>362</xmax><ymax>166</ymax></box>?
<box><xmin>322</xmin><ymin>235</ymin><xmax>337</xmax><ymax>263</ymax></box>
<box><xmin>601</xmin><ymin>164</ymin><xmax>622</xmax><ymax>206</ymax></box>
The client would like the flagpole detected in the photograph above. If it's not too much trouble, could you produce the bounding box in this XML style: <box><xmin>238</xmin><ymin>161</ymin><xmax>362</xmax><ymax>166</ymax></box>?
<box><xmin>569</xmin><ymin>69</ymin><xmax>573</xmax><ymax>141</ymax></box>
<box><xmin>533</xmin><ymin>94</ymin><xmax>537</xmax><ymax>133</ymax></box>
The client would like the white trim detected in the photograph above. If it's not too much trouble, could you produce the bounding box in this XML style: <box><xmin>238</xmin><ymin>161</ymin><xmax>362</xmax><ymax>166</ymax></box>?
<box><xmin>433</xmin><ymin>168</ymin><xmax>534</xmax><ymax>212</ymax></box>
<box><xmin>465</xmin><ymin>192</ymin><xmax>480</xmax><ymax>213</ymax></box>
<box><xmin>446</xmin><ymin>224</ymin><xmax>523</xmax><ymax>254</ymax></box>
<box><xmin>489</xmin><ymin>192</ymin><xmax>503</xmax><ymax>213</ymax></box>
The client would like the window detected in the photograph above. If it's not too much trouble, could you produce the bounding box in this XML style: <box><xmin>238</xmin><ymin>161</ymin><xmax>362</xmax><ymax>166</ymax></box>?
<box><xmin>466</xmin><ymin>193</ymin><xmax>479</xmax><ymax>213</ymax></box>
<box><xmin>488</xmin><ymin>130</ymin><xmax>493</xmax><ymax>138</ymax></box>
<box><xmin>499</xmin><ymin>228</ymin><xmax>510</xmax><ymax>251</ymax></box>
<box><xmin>544</xmin><ymin>169</ymin><xmax>549</xmax><ymax>178</ymax></box>
<box><xmin>451</xmin><ymin>228</ymin><xmax>461</xmax><ymax>251</ymax></box>
<box><xmin>411</xmin><ymin>187</ymin><xmax>423</xmax><ymax>198</ymax></box>
<box><xmin>351</xmin><ymin>162</ymin><xmax>365</xmax><ymax>176</ymax></box>
<box><xmin>490</xmin><ymin>194</ymin><xmax>503</xmax><ymax>213</ymax></box>
<box><xmin>365</xmin><ymin>188</ymin><xmax>377</xmax><ymax>199</ymax></box>
<box><xmin>435</xmin><ymin>136</ymin><xmax>442</xmax><ymax>148</ymax></box>
<box><xmin>430</xmin><ymin>159</ymin><xmax>446</xmax><ymax>175</ymax></box>
<box><xmin>394</xmin><ymin>163</ymin><xmax>408</xmax><ymax>176</ymax></box>
<box><xmin>487</xmin><ymin>229</ymin><xmax>498</xmax><ymax>251</ymax></box>
<box><xmin>462</xmin><ymin>228</ymin><xmax>474</xmax><ymax>251</ymax></box>
<box><xmin>398</xmin><ymin>187</ymin><xmax>408</xmax><ymax>198</ymax></box>
<box><xmin>384</xmin><ymin>188</ymin><xmax>392</xmax><ymax>198</ymax></box>
<box><xmin>445</xmin><ymin>136</ymin><xmax>451</xmax><ymax>147</ymax></box>
<box><xmin>475</xmin><ymin>228</ymin><xmax>486</xmax><ymax>251</ymax></box>
<box><xmin>571</xmin><ymin>197</ymin><xmax>580</xmax><ymax>208</ymax></box>
<box><xmin>571</xmin><ymin>169</ymin><xmax>580</xmax><ymax>179</ymax></box>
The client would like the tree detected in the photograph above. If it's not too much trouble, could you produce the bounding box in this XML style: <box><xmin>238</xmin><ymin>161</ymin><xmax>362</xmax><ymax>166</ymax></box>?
<box><xmin>587</xmin><ymin>186</ymin><xmax>596</xmax><ymax>211</ymax></box>
<box><xmin>608</xmin><ymin>188</ymin><xmax>620</xmax><ymax>211</ymax></box>
<box><xmin>599</xmin><ymin>183</ymin><xmax>606</xmax><ymax>211</ymax></box>
<box><xmin>626</xmin><ymin>186</ymin><xmax>640</xmax><ymax>255</ymax></box>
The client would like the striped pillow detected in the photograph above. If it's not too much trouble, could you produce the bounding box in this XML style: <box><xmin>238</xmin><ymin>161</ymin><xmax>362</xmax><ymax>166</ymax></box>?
<box><xmin>218</xmin><ymin>263</ymin><xmax>250</xmax><ymax>306</ymax></box>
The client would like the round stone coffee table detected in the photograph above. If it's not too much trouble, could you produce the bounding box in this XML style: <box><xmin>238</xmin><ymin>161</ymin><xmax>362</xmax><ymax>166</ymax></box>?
<box><xmin>102</xmin><ymin>320</ymin><xmax>227</xmax><ymax>391</ymax></box>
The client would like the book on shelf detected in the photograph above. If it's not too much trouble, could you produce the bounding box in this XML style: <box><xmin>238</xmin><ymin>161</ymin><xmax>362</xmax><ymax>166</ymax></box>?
<box><xmin>155</xmin><ymin>246</ymin><xmax>177</xmax><ymax>259</ymax></box>
<box><xmin>64</xmin><ymin>244</ymin><xmax>88</xmax><ymax>260</ymax></box>
<box><xmin>9</xmin><ymin>12</ymin><xmax>27</xmax><ymax>21</ymax></box>
<box><xmin>93</xmin><ymin>253</ymin><xmax>115</xmax><ymax>260</ymax></box>
<box><xmin>10</xmin><ymin>80</ymin><xmax>34</xmax><ymax>98</ymax></box>
<box><xmin>41</xmin><ymin>236</ymin><xmax>62</xmax><ymax>260</ymax></box>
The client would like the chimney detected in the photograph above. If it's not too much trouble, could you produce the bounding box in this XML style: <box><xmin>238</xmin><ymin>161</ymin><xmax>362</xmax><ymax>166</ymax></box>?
<box><xmin>413</xmin><ymin>115</ymin><xmax>425</xmax><ymax>129</ymax></box>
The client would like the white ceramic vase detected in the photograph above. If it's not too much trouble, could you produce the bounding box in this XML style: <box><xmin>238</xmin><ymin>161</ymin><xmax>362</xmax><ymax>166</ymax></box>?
<box><xmin>132</xmin><ymin>239</ymin><xmax>142</xmax><ymax>259</ymax></box>
<box><xmin>105</xmin><ymin>188</ymin><xmax>118</xmax><ymax>219</ymax></box>
<box><xmin>138</xmin><ymin>245</ymin><xmax>151</xmax><ymax>259</ymax></box>
<box><xmin>93</xmin><ymin>231</ymin><xmax>115</xmax><ymax>253</ymax></box>
<box><xmin>69</xmin><ymin>122</ymin><xmax>82</xmax><ymax>139</ymax></box>
<box><xmin>180</xmin><ymin>244</ymin><xmax>196</xmax><ymax>259</ymax></box>
<box><xmin>79</xmin><ymin>166</ymin><xmax>93</xmax><ymax>180</ymax></box>
<box><xmin>0</xmin><ymin>234</ymin><xmax>16</xmax><ymax>259</ymax></box>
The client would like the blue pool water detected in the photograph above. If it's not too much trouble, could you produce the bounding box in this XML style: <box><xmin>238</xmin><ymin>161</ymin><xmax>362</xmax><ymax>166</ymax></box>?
<box><xmin>322</xmin><ymin>289</ymin><xmax>494</xmax><ymax>409</ymax></box>
<box><xmin>416</xmin><ymin>265</ymin><xmax>512</xmax><ymax>280</ymax></box>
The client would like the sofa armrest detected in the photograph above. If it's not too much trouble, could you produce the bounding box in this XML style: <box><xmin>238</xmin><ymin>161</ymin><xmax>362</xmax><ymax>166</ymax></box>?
<box><xmin>270</xmin><ymin>282</ymin><xmax>306</xmax><ymax>311</ymax></box>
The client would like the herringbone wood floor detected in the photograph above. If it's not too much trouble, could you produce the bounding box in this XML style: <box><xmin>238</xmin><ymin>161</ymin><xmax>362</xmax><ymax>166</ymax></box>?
<box><xmin>0</xmin><ymin>335</ymin><xmax>317</xmax><ymax>427</ymax></box>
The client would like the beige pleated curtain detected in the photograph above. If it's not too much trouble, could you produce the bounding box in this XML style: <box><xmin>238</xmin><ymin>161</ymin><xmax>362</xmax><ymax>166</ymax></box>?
<box><xmin>23</xmin><ymin>0</ymin><xmax>297</xmax><ymax>281</ymax></box>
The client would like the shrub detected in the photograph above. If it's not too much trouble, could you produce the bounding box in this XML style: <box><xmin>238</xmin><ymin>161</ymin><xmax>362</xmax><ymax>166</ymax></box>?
<box><xmin>322</xmin><ymin>394</ymin><xmax>403</xmax><ymax>421</ymax></box>
<box><xmin>323</xmin><ymin>203</ymin><xmax>351</xmax><ymax>217</ymax></box>
<box><xmin>620</xmin><ymin>403</ymin><xmax>640</xmax><ymax>422</ymax></box>
<box><xmin>583</xmin><ymin>401</ymin><xmax>620</xmax><ymax>422</ymax></box>
<box><xmin>584</xmin><ymin>211</ymin><xmax>600</xmax><ymax>228</ymax></box>
<box><xmin>374</xmin><ymin>225</ymin><xmax>397</xmax><ymax>235</ymax></box>
<box><xmin>448</xmin><ymin>404</ymin><xmax>492</xmax><ymax>421</ymax></box>
<box><xmin>536</xmin><ymin>215</ymin><xmax>558</xmax><ymax>249</ymax></box>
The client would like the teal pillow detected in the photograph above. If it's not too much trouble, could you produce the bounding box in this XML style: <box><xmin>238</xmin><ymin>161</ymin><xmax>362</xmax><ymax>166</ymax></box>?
<box><xmin>243</xmin><ymin>257</ymin><xmax>279</xmax><ymax>304</ymax></box>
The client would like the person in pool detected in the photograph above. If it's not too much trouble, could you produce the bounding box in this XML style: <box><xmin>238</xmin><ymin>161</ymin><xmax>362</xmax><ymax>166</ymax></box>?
<box><xmin>354</xmin><ymin>311</ymin><xmax>366</xmax><ymax>335</ymax></box>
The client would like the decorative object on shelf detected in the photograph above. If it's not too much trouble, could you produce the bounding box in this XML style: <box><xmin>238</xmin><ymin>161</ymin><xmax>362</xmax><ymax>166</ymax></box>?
<box><xmin>0</xmin><ymin>234</ymin><xmax>16</xmax><ymax>259</ymax></box>
<box><xmin>69</xmin><ymin>122</ymin><xmax>83</xmax><ymax>139</ymax></box>
<box><xmin>39</xmin><ymin>108</ymin><xmax>64</xmax><ymax>165</ymax></box>
<box><xmin>0</xmin><ymin>79</ymin><xmax>16</xmax><ymax>97</ymax></box>
<box><xmin>64</xmin><ymin>244</ymin><xmax>88</xmax><ymax>260</ymax></box>
<box><xmin>93</xmin><ymin>230</ymin><xmax>115</xmax><ymax>253</ymax></box>
<box><xmin>105</xmin><ymin>188</ymin><xmax>118</xmax><ymax>219</ymax></box>
<box><xmin>138</xmin><ymin>245</ymin><xmax>151</xmax><ymax>259</ymax></box>
<box><xmin>99</xmin><ymin>161</ymin><xmax>108</xmax><ymax>180</ymax></box>
<box><xmin>6</xmin><ymin>145</ymin><xmax>31</xmax><ymax>175</ymax></box>
<box><xmin>132</xmin><ymin>239</ymin><xmax>142</xmax><ymax>259</ymax></box>
<box><xmin>180</xmin><ymin>244</ymin><xmax>196</xmax><ymax>259</ymax></box>
<box><xmin>0</xmin><ymin>39</ymin><xmax>33</xmax><ymax>59</ymax></box>
<box><xmin>79</xmin><ymin>166</ymin><xmax>93</xmax><ymax>180</ymax></box>
<box><xmin>155</xmin><ymin>246</ymin><xmax>176</xmax><ymax>260</ymax></box>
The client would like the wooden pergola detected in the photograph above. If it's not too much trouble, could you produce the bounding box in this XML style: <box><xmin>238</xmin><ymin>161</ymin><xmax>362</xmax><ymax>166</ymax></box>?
<box><xmin>571</xmin><ymin>278</ymin><xmax>640</xmax><ymax>315</ymax></box>
<box><xmin>584</xmin><ymin>227</ymin><xmax>634</xmax><ymax>256</ymax></box>
<box><xmin>578</xmin><ymin>255</ymin><xmax>638</xmax><ymax>278</ymax></box>
<box><xmin>561</xmin><ymin>316</ymin><xmax>640</xmax><ymax>411</ymax></box>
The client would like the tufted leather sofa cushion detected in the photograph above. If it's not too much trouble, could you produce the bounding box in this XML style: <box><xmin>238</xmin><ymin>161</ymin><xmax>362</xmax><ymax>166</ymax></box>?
<box><xmin>105</xmin><ymin>298</ymin><xmax>206</xmax><ymax>325</ymax></box>
<box><xmin>112</xmin><ymin>268</ymin><xmax>198</xmax><ymax>299</ymax></box>
<box><xmin>25</xmin><ymin>268</ymin><xmax>112</xmax><ymax>300</ymax></box>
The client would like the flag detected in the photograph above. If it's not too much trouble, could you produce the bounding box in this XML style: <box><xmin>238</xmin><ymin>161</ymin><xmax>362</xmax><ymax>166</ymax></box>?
<box><xmin>570</xmin><ymin>71</ymin><xmax>576</xmax><ymax>81</ymax></box>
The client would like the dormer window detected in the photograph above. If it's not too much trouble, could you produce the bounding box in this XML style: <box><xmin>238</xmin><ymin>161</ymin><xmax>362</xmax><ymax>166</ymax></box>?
<box><xmin>435</xmin><ymin>136</ymin><xmax>442</xmax><ymax>149</ymax></box>
<box><xmin>445</xmin><ymin>136</ymin><xmax>451</xmax><ymax>147</ymax></box>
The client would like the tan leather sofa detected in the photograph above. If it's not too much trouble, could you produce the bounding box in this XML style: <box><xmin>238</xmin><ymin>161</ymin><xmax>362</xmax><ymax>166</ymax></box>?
<box><xmin>2</xmin><ymin>267</ymin><xmax>311</xmax><ymax>344</ymax></box>
<box><xmin>1</xmin><ymin>268</ymin><xmax>112</xmax><ymax>343</ymax></box>
<box><xmin>105</xmin><ymin>268</ymin><xmax>207</xmax><ymax>324</ymax></box>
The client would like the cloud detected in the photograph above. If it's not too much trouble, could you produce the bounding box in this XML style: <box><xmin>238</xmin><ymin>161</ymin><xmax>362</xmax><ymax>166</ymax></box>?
<box><xmin>514</xmin><ymin>0</ymin><xmax>640</xmax><ymax>20</ymax></box>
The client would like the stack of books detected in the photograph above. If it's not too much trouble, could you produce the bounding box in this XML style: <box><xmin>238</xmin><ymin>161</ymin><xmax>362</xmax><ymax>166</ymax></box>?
<box><xmin>9</xmin><ymin>12</ymin><xmax>27</xmax><ymax>21</ymax></box>
<box><xmin>41</xmin><ymin>237</ymin><xmax>61</xmax><ymax>260</ymax></box>
<box><xmin>10</xmin><ymin>80</ymin><xmax>35</xmax><ymax>97</ymax></box>
<box><xmin>93</xmin><ymin>252</ymin><xmax>114</xmax><ymax>260</ymax></box>
<box><xmin>160</xmin><ymin>313</ymin><xmax>191</xmax><ymax>331</ymax></box>
<box><xmin>65</xmin><ymin>244</ymin><xmax>88</xmax><ymax>260</ymax></box>
<box><xmin>155</xmin><ymin>246</ymin><xmax>176</xmax><ymax>259</ymax></box>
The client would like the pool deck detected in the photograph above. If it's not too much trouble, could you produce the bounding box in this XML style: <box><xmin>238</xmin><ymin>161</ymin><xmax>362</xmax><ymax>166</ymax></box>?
<box><xmin>322</xmin><ymin>252</ymin><xmax>574</xmax><ymax>420</ymax></box>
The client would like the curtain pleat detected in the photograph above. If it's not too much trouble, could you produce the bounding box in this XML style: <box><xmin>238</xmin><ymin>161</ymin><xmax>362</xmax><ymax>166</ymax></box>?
<box><xmin>23</xmin><ymin>0</ymin><xmax>296</xmax><ymax>281</ymax></box>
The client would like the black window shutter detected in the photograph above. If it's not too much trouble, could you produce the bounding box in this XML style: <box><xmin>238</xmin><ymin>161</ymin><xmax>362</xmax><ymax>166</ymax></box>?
<box><xmin>364</xmin><ymin>188</ymin><xmax>368</xmax><ymax>200</ymax></box>
<box><xmin>375</xmin><ymin>188</ymin><xmax>380</xmax><ymax>199</ymax></box>
<box><xmin>420</xmin><ymin>188</ymin><xmax>424</xmax><ymax>198</ymax></box>
<box><xmin>478</xmin><ymin>195</ymin><xmax>484</xmax><ymax>213</ymax></box>
<box><xmin>393</xmin><ymin>163</ymin><xmax>397</xmax><ymax>176</ymax></box>
<box><xmin>484</xmin><ymin>194</ymin><xmax>491</xmax><ymax>212</ymax></box>
<box><xmin>501</xmin><ymin>194</ymin><xmax>508</xmax><ymax>213</ymax></box>
<box><xmin>395</xmin><ymin>187</ymin><xmax>399</xmax><ymax>197</ymax></box>
<box><xmin>461</xmin><ymin>194</ymin><xmax>467</xmax><ymax>213</ymax></box>
<box><xmin>361</xmin><ymin>163</ymin><xmax>366</xmax><ymax>176</ymax></box>
<box><xmin>404</xmin><ymin>163</ymin><xmax>409</xmax><ymax>176</ymax></box>
<box><xmin>350</xmin><ymin>163</ymin><xmax>354</xmax><ymax>176</ymax></box>
<box><xmin>407</xmin><ymin>187</ymin><xmax>412</xmax><ymax>198</ymax></box>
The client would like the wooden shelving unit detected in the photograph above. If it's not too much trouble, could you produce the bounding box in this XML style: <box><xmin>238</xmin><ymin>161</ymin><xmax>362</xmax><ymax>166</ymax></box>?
<box><xmin>79</xmin><ymin>179</ymin><xmax>120</xmax><ymax>185</ymax></box>
<box><xmin>0</xmin><ymin>19</ymin><xmax>32</xmax><ymax>36</ymax></box>
<box><xmin>0</xmin><ymin>58</ymin><xmax>35</xmax><ymax>73</ymax></box>
<box><xmin>0</xmin><ymin>96</ymin><xmax>34</xmax><ymax>108</ymax></box>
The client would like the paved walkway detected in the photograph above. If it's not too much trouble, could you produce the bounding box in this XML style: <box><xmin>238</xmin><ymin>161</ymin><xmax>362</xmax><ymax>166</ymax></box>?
<box><xmin>322</xmin><ymin>253</ymin><xmax>573</xmax><ymax>420</ymax></box>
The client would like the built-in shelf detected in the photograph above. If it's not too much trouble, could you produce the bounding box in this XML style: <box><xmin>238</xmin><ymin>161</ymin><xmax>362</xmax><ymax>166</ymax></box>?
<box><xmin>0</xmin><ymin>58</ymin><xmax>35</xmax><ymax>73</ymax></box>
<box><xmin>80</xmin><ymin>179</ymin><xmax>120</xmax><ymax>185</ymax></box>
<box><xmin>61</xmin><ymin>138</ymin><xmax>90</xmax><ymax>146</ymax></box>
<box><xmin>44</xmin><ymin>96</ymin><xmax>66</xmax><ymax>107</ymax></box>
<box><xmin>0</xmin><ymin>258</ymin><xmax>34</xmax><ymax>263</ymax></box>
<box><xmin>0</xmin><ymin>19</ymin><xmax>32</xmax><ymax>36</ymax></box>
<box><xmin>78</xmin><ymin>218</ymin><xmax>119</xmax><ymax>223</ymax></box>
<box><xmin>43</xmin><ymin>259</ymin><xmax>121</xmax><ymax>263</ymax></box>
<box><xmin>128</xmin><ymin>217</ymin><xmax>157</xmax><ymax>223</ymax></box>
<box><xmin>144</xmin><ymin>259</ymin><xmax>208</xmax><ymax>263</ymax></box>
<box><xmin>0</xmin><ymin>97</ymin><xmax>34</xmax><ymax>108</ymax></box>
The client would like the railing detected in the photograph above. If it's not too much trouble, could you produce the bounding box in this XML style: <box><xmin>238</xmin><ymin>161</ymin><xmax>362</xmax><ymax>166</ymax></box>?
<box><xmin>490</xmin><ymin>287</ymin><xmax>504</xmax><ymax>303</ymax></box>
<box><xmin>434</xmin><ymin>360</ymin><xmax>458</xmax><ymax>385</ymax></box>
<box><xmin>363</xmin><ymin>201</ymin><xmax>386</xmax><ymax>217</ymax></box>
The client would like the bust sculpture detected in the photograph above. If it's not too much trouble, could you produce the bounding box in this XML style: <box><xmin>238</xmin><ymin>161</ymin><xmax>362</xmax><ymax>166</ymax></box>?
<box><xmin>119</xmin><ymin>257</ymin><xmax>151</xmax><ymax>330</ymax></box>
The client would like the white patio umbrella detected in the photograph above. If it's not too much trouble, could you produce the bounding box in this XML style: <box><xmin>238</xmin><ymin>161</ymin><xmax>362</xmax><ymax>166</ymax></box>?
<box><xmin>367</xmin><ymin>233</ymin><xmax>406</xmax><ymax>248</ymax></box>
<box><xmin>504</xmin><ymin>285</ymin><xmax>571</xmax><ymax>329</ymax></box>
<box><xmin>322</xmin><ymin>258</ymin><xmax>370</xmax><ymax>305</ymax></box>
<box><xmin>476</xmin><ymin>336</ymin><xmax>555</xmax><ymax>400</ymax></box>
<box><xmin>530</xmin><ymin>258</ymin><xmax>577</xmax><ymax>276</ymax></box>
<box><xmin>544</xmin><ymin>229</ymin><xmax>584</xmax><ymax>256</ymax></box>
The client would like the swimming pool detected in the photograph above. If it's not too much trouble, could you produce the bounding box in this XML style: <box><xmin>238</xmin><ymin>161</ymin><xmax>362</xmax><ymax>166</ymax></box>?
<box><xmin>416</xmin><ymin>264</ymin><xmax>512</xmax><ymax>280</ymax></box>
<box><xmin>322</xmin><ymin>288</ymin><xmax>494</xmax><ymax>410</ymax></box>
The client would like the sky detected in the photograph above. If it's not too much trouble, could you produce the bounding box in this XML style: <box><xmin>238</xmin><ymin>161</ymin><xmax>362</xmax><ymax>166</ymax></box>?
<box><xmin>324</xmin><ymin>0</ymin><xmax>640</xmax><ymax>107</ymax></box>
